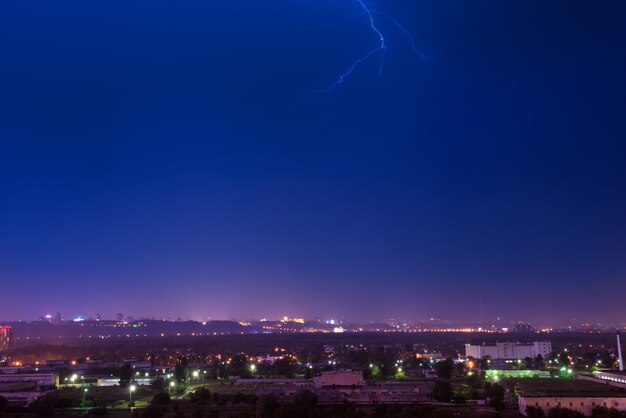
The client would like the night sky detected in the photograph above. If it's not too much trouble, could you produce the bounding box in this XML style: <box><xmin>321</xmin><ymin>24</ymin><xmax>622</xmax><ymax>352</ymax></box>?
<box><xmin>1</xmin><ymin>1</ymin><xmax>626</xmax><ymax>325</ymax></box>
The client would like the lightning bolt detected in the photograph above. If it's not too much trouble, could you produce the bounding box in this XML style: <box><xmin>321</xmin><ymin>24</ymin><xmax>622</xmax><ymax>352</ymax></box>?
<box><xmin>374</xmin><ymin>11</ymin><xmax>432</xmax><ymax>63</ymax></box>
<box><xmin>312</xmin><ymin>0</ymin><xmax>429</xmax><ymax>96</ymax></box>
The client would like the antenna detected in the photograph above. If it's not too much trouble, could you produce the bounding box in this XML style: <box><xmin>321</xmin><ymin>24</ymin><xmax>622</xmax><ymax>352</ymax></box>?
<box><xmin>617</xmin><ymin>330</ymin><xmax>624</xmax><ymax>372</ymax></box>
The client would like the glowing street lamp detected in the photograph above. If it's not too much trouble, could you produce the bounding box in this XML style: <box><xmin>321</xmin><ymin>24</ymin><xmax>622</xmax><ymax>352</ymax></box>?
<box><xmin>129</xmin><ymin>385</ymin><xmax>136</xmax><ymax>407</ymax></box>
<box><xmin>169</xmin><ymin>381</ymin><xmax>175</xmax><ymax>395</ymax></box>
<box><xmin>82</xmin><ymin>388</ymin><xmax>88</xmax><ymax>405</ymax></box>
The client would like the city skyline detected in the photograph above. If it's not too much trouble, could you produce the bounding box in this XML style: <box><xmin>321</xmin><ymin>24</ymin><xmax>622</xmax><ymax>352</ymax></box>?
<box><xmin>1</xmin><ymin>312</ymin><xmax>623</xmax><ymax>331</ymax></box>
<box><xmin>2</xmin><ymin>0</ymin><xmax>626</xmax><ymax>324</ymax></box>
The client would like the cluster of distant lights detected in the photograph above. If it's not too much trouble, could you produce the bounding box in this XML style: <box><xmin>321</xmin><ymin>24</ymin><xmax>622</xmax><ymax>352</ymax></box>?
<box><xmin>14</xmin><ymin>329</ymin><xmax>516</xmax><ymax>341</ymax></box>
<box><xmin>15</xmin><ymin>316</ymin><xmax>558</xmax><ymax>337</ymax></box>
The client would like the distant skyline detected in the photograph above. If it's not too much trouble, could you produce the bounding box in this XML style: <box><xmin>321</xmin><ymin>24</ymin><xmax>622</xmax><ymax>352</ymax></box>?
<box><xmin>1</xmin><ymin>0</ymin><xmax>626</xmax><ymax>324</ymax></box>
<box><xmin>2</xmin><ymin>311</ymin><xmax>623</xmax><ymax>330</ymax></box>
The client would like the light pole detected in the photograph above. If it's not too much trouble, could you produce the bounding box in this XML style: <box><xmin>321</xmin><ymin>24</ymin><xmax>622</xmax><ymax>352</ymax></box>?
<box><xmin>82</xmin><ymin>388</ymin><xmax>88</xmax><ymax>405</ymax></box>
<box><xmin>169</xmin><ymin>381</ymin><xmax>175</xmax><ymax>396</ymax></box>
<box><xmin>129</xmin><ymin>385</ymin><xmax>136</xmax><ymax>408</ymax></box>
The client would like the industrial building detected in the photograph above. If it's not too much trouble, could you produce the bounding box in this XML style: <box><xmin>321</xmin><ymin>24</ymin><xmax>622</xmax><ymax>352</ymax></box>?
<box><xmin>519</xmin><ymin>394</ymin><xmax>626</xmax><ymax>416</ymax></box>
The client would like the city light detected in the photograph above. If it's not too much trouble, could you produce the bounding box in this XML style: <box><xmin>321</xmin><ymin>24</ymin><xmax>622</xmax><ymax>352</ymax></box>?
<box><xmin>129</xmin><ymin>385</ymin><xmax>136</xmax><ymax>408</ymax></box>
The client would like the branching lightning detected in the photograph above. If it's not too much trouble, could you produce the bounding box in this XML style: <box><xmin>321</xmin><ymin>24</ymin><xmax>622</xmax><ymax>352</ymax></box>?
<box><xmin>377</xmin><ymin>12</ymin><xmax>431</xmax><ymax>63</ymax></box>
<box><xmin>312</xmin><ymin>0</ymin><xmax>429</xmax><ymax>96</ymax></box>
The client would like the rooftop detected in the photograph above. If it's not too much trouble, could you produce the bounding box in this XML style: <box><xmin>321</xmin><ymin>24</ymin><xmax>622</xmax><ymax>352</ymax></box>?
<box><xmin>511</xmin><ymin>378</ymin><xmax>626</xmax><ymax>398</ymax></box>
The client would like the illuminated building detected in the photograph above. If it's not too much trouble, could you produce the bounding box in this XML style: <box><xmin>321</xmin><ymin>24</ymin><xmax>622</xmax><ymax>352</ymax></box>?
<box><xmin>465</xmin><ymin>341</ymin><xmax>551</xmax><ymax>360</ymax></box>
<box><xmin>0</xmin><ymin>326</ymin><xmax>12</xmax><ymax>352</ymax></box>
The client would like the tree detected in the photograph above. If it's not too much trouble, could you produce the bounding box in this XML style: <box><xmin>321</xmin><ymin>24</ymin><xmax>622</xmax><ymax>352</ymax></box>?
<box><xmin>151</xmin><ymin>393</ymin><xmax>171</xmax><ymax>405</ymax></box>
<box><xmin>175</xmin><ymin>356</ymin><xmax>189</xmax><ymax>384</ymax></box>
<box><xmin>152</xmin><ymin>376</ymin><xmax>166</xmax><ymax>392</ymax></box>
<box><xmin>272</xmin><ymin>357</ymin><xmax>297</xmax><ymax>378</ymax></box>
<box><xmin>485</xmin><ymin>383</ymin><xmax>505</xmax><ymax>410</ymax></box>
<box><xmin>141</xmin><ymin>406</ymin><xmax>164</xmax><ymax>418</ymax></box>
<box><xmin>432</xmin><ymin>381</ymin><xmax>452</xmax><ymax>402</ymax></box>
<box><xmin>119</xmin><ymin>363</ymin><xmax>133</xmax><ymax>388</ymax></box>
<box><xmin>452</xmin><ymin>392</ymin><xmax>466</xmax><ymax>404</ymax></box>
<box><xmin>435</xmin><ymin>359</ymin><xmax>454</xmax><ymax>379</ymax></box>
<box><xmin>534</xmin><ymin>355</ymin><xmax>545</xmax><ymax>370</ymax></box>
<box><xmin>481</xmin><ymin>356</ymin><xmax>492</xmax><ymax>370</ymax></box>
<box><xmin>29</xmin><ymin>398</ymin><xmax>55</xmax><ymax>417</ymax></box>
<box><xmin>255</xmin><ymin>395</ymin><xmax>279</xmax><ymax>418</ymax></box>
<box><xmin>523</xmin><ymin>357</ymin><xmax>534</xmax><ymax>369</ymax></box>
<box><xmin>591</xmin><ymin>406</ymin><xmax>626</xmax><ymax>418</ymax></box>
<box><xmin>230</xmin><ymin>354</ymin><xmax>251</xmax><ymax>378</ymax></box>
<box><xmin>189</xmin><ymin>388</ymin><xmax>210</xmax><ymax>403</ymax></box>
<box><xmin>466</xmin><ymin>371</ymin><xmax>484</xmax><ymax>389</ymax></box>
<box><xmin>548</xmin><ymin>407</ymin><xmax>585</xmax><ymax>418</ymax></box>
<box><xmin>526</xmin><ymin>406</ymin><xmax>545</xmax><ymax>418</ymax></box>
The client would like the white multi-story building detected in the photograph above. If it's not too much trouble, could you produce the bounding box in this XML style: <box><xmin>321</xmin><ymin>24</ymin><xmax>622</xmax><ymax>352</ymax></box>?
<box><xmin>465</xmin><ymin>341</ymin><xmax>551</xmax><ymax>360</ymax></box>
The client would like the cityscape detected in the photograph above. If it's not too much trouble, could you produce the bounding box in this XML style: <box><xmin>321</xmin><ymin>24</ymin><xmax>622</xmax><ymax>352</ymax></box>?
<box><xmin>2</xmin><ymin>317</ymin><xmax>626</xmax><ymax>417</ymax></box>
<box><xmin>2</xmin><ymin>0</ymin><xmax>626</xmax><ymax>417</ymax></box>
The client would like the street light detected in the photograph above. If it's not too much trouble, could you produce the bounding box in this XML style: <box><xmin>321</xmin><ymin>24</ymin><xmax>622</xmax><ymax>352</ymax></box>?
<box><xmin>169</xmin><ymin>381</ymin><xmax>175</xmax><ymax>396</ymax></box>
<box><xmin>129</xmin><ymin>385</ymin><xmax>136</xmax><ymax>407</ymax></box>
<box><xmin>83</xmin><ymin>388</ymin><xmax>88</xmax><ymax>405</ymax></box>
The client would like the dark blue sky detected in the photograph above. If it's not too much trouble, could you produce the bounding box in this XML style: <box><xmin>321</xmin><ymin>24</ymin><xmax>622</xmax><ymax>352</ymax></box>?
<box><xmin>1</xmin><ymin>0</ymin><xmax>626</xmax><ymax>325</ymax></box>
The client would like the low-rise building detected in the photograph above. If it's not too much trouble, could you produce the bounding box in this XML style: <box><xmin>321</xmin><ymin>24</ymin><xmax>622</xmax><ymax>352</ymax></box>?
<box><xmin>519</xmin><ymin>394</ymin><xmax>626</xmax><ymax>416</ymax></box>
<box><xmin>0</xmin><ymin>372</ymin><xmax>58</xmax><ymax>386</ymax></box>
